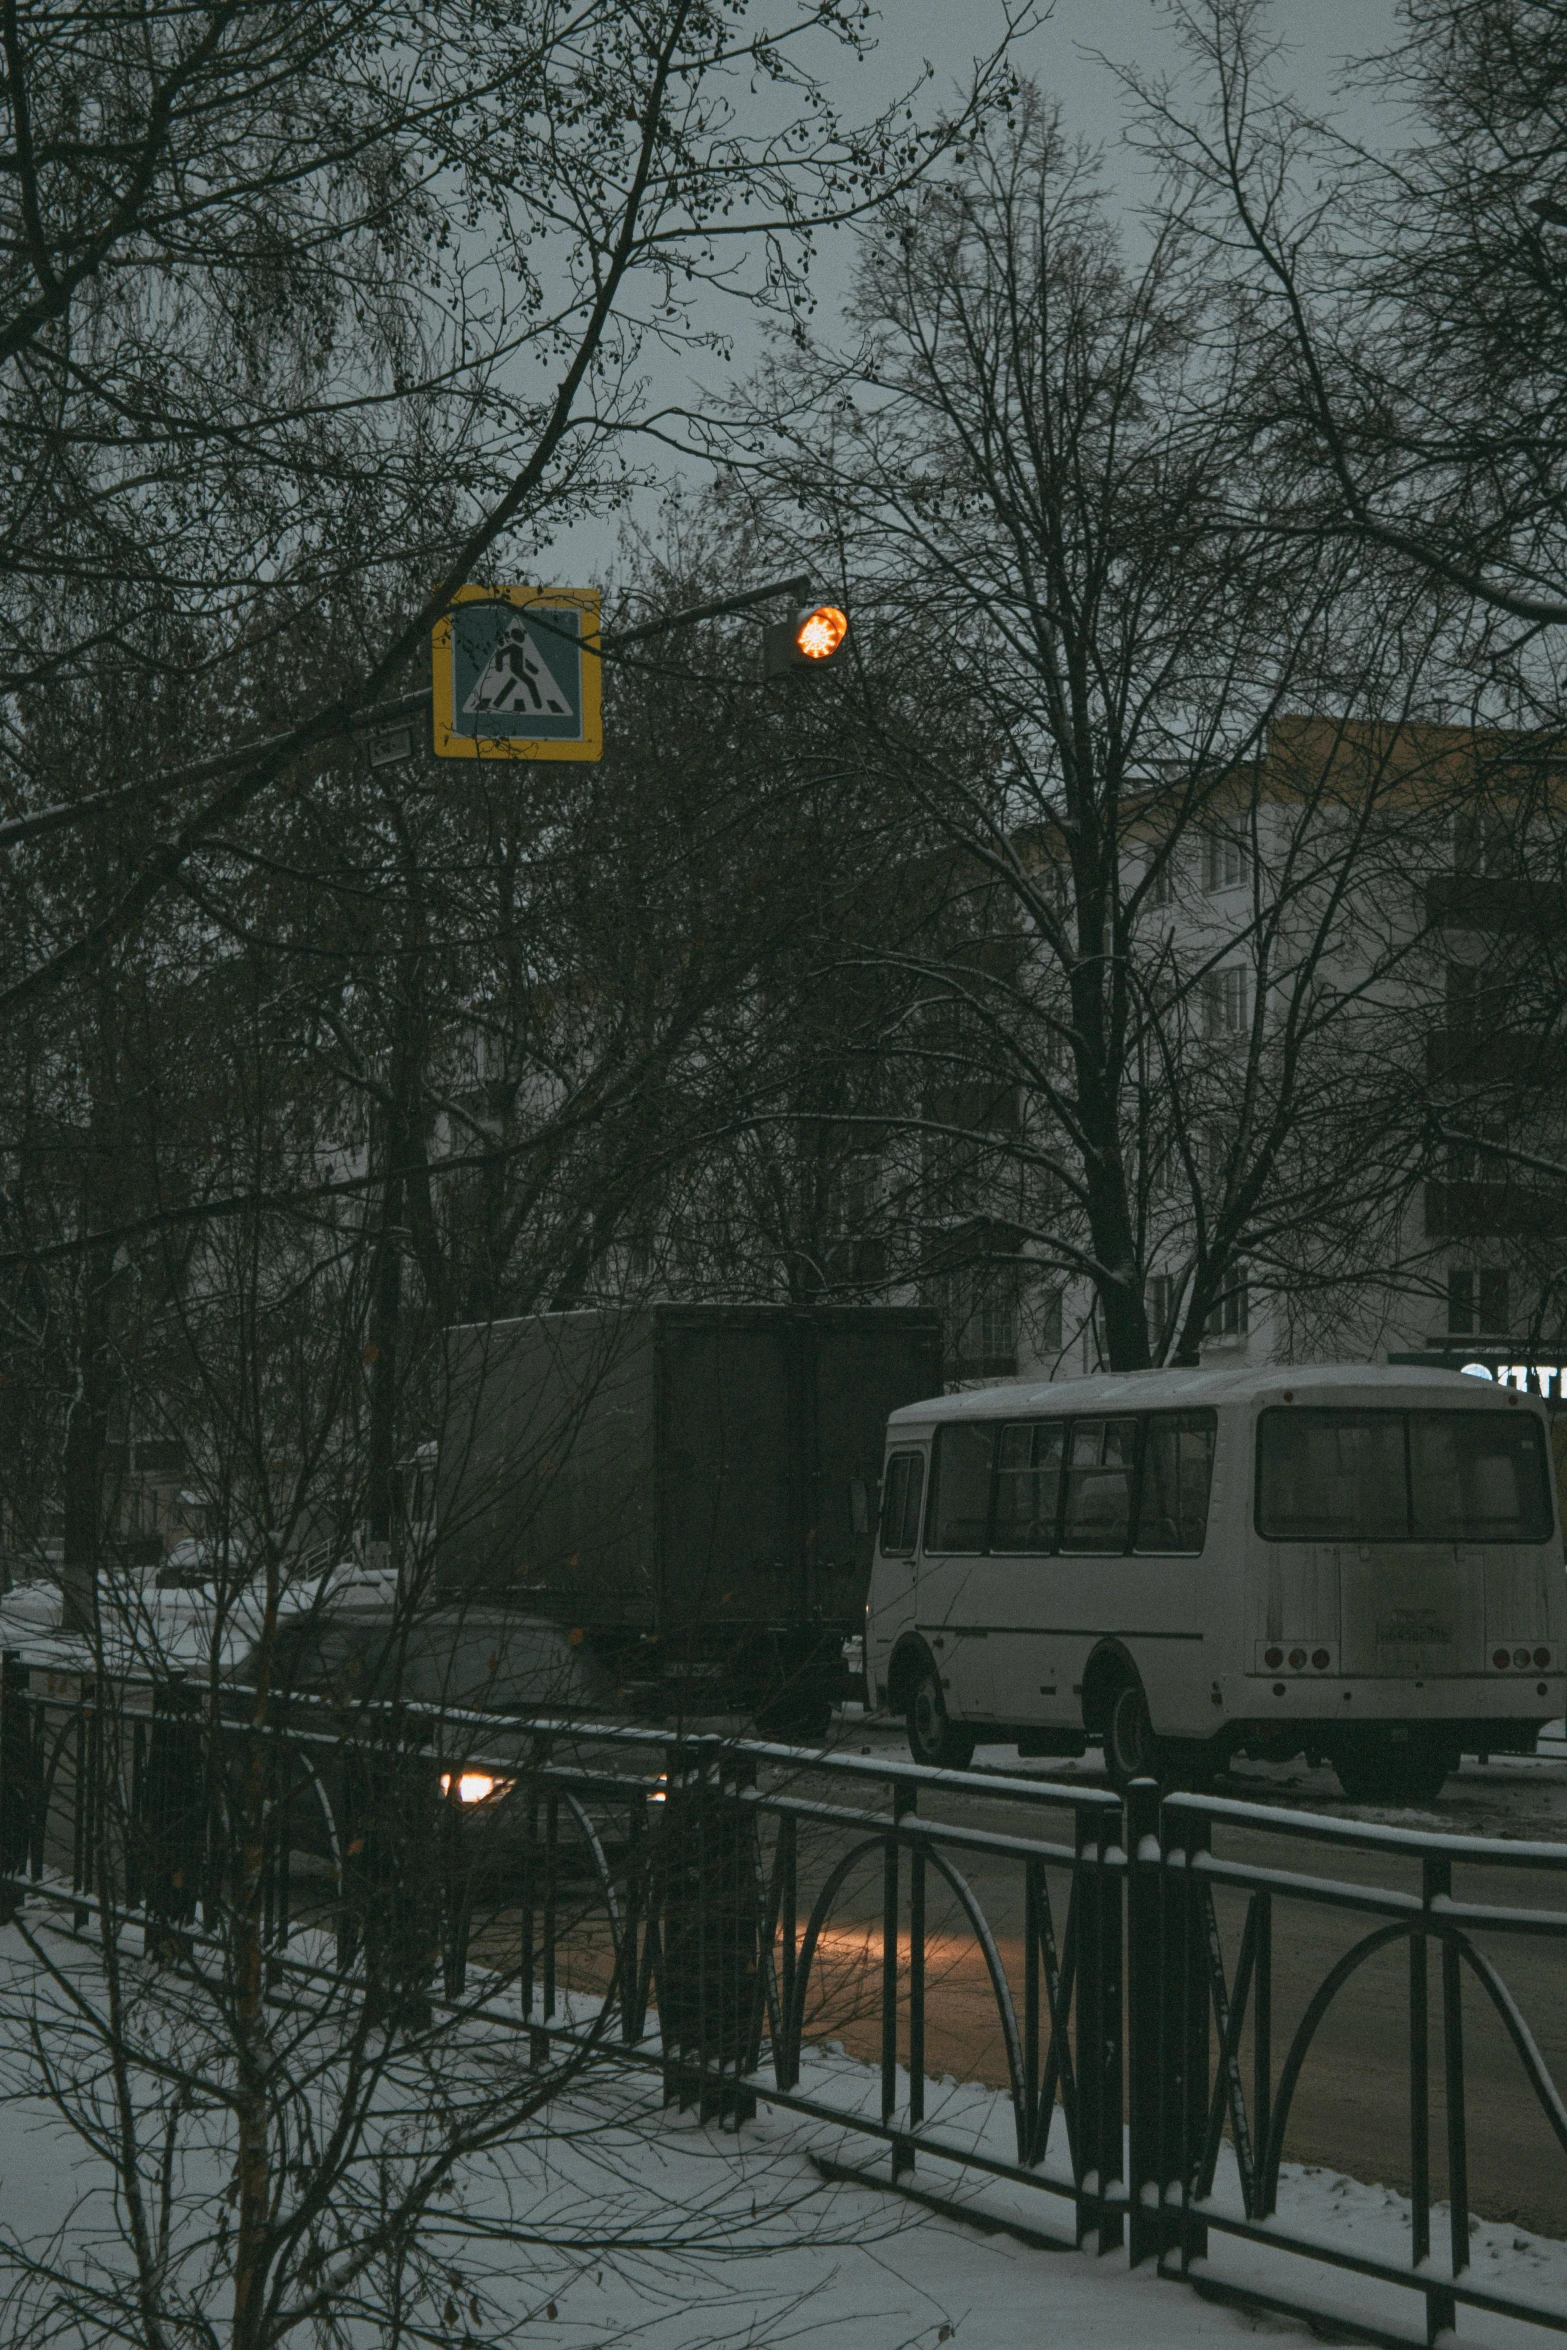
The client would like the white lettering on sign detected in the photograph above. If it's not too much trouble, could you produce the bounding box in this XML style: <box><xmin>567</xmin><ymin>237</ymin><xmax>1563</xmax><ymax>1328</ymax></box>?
<box><xmin>1462</xmin><ymin>1361</ymin><xmax>1565</xmax><ymax>1395</ymax></box>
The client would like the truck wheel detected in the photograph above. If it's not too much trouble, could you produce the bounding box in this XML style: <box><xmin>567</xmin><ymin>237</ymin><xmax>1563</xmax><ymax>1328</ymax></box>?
<box><xmin>906</xmin><ymin>1663</ymin><xmax>975</xmax><ymax>1771</ymax></box>
<box><xmin>756</xmin><ymin>1692</ymin><xmax>833</xmax><ymax>1744</ymax></box>
<box><xmin>1103</xmin><ymin>1680</ymin><xmax>1166</xmax><ymax>1793</ymax></box>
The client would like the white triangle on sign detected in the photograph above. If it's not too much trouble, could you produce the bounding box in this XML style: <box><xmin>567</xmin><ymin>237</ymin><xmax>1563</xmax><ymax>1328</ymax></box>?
<box><xmin>462</xmin><ymin>613</ymin><xmax>574</xmax><ymax>720</ymax></box>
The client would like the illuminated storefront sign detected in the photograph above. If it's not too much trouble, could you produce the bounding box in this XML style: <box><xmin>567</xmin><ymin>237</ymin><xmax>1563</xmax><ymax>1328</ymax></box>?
<box><xmin>1388</xmin><ymin>1350</ymin><xmax>1567</xmax><ymax>1399</ymax></box>
<box><xmin>1458</xmin><ymin>1360</ymin><xmax>1567</xmax><ymax>1393</ymax></box>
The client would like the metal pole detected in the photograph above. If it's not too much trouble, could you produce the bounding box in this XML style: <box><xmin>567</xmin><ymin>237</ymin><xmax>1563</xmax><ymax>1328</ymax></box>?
<box><xmin>1124</xmin><ymin>1778</ymin><xmax>1162</xmax><ymax>2266</ymax></box>
<box><xmin>779</xmin><ymin>1812</ymin><xmax>798</xmax><ymax>2090</ymax></box>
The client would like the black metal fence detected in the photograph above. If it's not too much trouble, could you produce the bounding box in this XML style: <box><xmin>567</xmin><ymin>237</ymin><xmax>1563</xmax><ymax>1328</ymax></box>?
<box><xmin>1128</xmin><ymin>1781</ymin><xmax>1567</xmax><ymax>2345</ymax></box>
<box><xmin>2</xmin><ymin>1653</ymin><xmax>1565</xmax><ymax>2347</ymax></box>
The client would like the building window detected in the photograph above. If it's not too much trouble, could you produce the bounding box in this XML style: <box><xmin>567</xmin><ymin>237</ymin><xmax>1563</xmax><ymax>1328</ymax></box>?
<box><xmin>837</xmin><ymin>1155</ymin><xmax>879</xmax><ymax>1233</ymax></box>
<box><xmin>978</xmin><ymin>1278</ymin><xmax>1017</xmax><ymax>1363</ymax></box>
<box><xmin>1202</xmin><ymin>826</ymin><xmax>1248</xmax><ymax>892</ymax></box>
<box><xmin>1028</xmin><ymin>1284</ymin><xmax>1065</xmax><ymax>1356</ymax></box>
<box><xmin>1444</xmin><ymin>1123</ymin><xmax>1505</xmax><ymax>1183</ymax></box>
<box><xmin>1205</xmin><ymin>1267</ymin><xmax>1249</xmax><ymax>1339</ymax></box>
<box><xmin>1149</xmin><ymin>1272</ymin><xmax>1181</xmax><ymax>1349</ymax></box>
<box><xmin>1202</xmin><ymin>966</ymin><xmax>1249</xmax><ymax>1038</ymax></box>
<box><xmin>1448</xmin><ymin>1266</ymin><xmax>1509</xmax><ymax>1335</ymax></box>
<box><xmin>1145</xmin><ymin>850</ymin><xmax>1174</xmax><ymax>908</ymax></box>
<box><xmin>930</xmin><ymin>1264</ymin><xmax>1020</xmax><ymax>1375</ymax></box>
<box><xmin>1454</xmin><ymin>808</ymin><xmax>1517</xmax><ymax>878</ymax></box>
<box><xmin>1444</xmin><ymin>961</ymin><xmax>1507</xmax><ymax>1041</ymax></box>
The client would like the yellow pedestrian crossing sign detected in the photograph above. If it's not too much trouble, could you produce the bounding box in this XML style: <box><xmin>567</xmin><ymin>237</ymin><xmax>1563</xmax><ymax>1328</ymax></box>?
<box><xmin>433</xmin><ymin>585</ymin><xmax>602</xmax><ymax>760</ymax></box>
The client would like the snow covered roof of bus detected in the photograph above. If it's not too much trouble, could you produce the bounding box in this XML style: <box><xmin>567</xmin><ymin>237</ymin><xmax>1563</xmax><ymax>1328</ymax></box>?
<box><xmin>886</xmin><ymin>1361</ymin><xmax>1525</xmax><ymax>1426</ymax></box>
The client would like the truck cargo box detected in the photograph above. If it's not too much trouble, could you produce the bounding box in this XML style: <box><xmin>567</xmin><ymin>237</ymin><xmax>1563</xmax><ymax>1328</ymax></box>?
<box><xmin>433</xmin><ymin>1304</ymin><xmax>943</xmax><ymax>1643</ymax></box>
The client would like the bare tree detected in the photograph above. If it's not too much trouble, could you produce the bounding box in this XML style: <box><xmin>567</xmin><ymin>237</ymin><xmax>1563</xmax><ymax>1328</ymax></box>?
<box><xmin>0</xmin><ymin>14</ymin><xmax>1029</xmax><ymax>2341</ymax></box>
<box><xmin>738</xmin><ymin>97</ymin><xmax>1465</xmax><ymax>1370</ymax></box>
<box><xmin>1117</xmin><ymin>1</ymin><xmax>1567</xmax><ymax>1335</ymax></box>
<box><xmin>0</xmin><ymin>0</ymin><xmax>1019</xmax><ymax>1012</ymax></box>
<box><xmin>1128</xmin><ymin>0</ymin><xmax>1567</xmax><ymax>647</ymax></box>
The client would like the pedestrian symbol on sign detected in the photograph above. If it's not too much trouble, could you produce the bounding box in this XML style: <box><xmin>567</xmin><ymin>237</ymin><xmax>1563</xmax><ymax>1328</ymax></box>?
<box><xmin>432</xmin><ymin>585</ymin><xmax>602</xmax><ymax>761</ymax></box>
<box><xmin>463</xmin><ymin>613</ymin><xmax>573</xmax><ymax>720</ymax></box>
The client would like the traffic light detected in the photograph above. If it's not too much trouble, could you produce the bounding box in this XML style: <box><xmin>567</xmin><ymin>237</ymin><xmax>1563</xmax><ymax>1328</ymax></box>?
<box><xmin>763</xmin><ymin>601</ymin><xmax>849</xmax><ymax>679</ymax></box>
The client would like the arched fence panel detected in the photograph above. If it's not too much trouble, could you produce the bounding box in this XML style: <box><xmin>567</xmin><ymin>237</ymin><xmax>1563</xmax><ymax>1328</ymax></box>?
<box><xmin>2</xmin><ymin>1651</ymin><xmax>1565</xmax><ymax>2345</ymax></box>
<box><xmin>1139</xmin><ymin>1783</ymin><xmax>1567</xmax><ymax>2348</ymax></box>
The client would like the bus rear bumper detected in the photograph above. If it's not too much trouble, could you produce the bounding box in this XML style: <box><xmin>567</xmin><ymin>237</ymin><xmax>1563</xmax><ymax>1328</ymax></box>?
<box><xmin>1221</xmin><ymin>1676</ymin><xmax>1562</xmax><ymax>1764</ymax></box>
<box><xmin>1233</xmin><ymin>1671</ymin><xmax>1563</xmax><ymax>1723</ymax></box>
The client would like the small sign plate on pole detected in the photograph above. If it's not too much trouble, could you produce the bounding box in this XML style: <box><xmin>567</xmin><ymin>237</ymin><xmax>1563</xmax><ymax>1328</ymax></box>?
<box><xmin>432</xmin><ymin>585</ymin><xmax>602</xmax><ymax>760</ymax></box>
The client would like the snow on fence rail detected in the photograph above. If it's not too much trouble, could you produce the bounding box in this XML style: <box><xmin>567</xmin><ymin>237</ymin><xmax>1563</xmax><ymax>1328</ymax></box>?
<box><xmin>1</xmin><ymin>1657</ymin><xmax>1565</xmax><ymax>2346</ymax></box>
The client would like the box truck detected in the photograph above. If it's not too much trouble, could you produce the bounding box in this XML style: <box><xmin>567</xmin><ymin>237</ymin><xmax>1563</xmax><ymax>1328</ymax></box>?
<box><xmin>428</xmin><ymin>1303</ymin><xmax>943</xmax><ymax>1732</ymax></box>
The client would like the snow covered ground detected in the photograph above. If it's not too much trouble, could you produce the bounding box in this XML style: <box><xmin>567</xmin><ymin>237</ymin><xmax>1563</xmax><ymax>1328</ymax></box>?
<box><xmin>0</xmin><ymin>1928</ymin><xmax>1563</xmax><ymax>2349</ymax></box>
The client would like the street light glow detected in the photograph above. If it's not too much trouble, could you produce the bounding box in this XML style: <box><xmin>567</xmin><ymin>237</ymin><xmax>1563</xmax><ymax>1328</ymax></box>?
<box><xmin>794</xmin><ymin>604</ymin><xmax>848</xmax><ymax>660</ymax></box>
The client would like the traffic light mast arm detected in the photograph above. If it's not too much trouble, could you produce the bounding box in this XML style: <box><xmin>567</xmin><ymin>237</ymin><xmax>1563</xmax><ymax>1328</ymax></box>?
<box><xmin>0</xmin><ymin>576</ymin><xmax>820</xmax><ymax>849</ymax></box>
<box><xmin>426</xmin><ymin>571</ymin><xmax>817</xmax><ymax>671</ymax></box>
<box><xmin>600</xmin><ymin>572</ymin><xmax>811</xmax><ymax>652</ymax></box>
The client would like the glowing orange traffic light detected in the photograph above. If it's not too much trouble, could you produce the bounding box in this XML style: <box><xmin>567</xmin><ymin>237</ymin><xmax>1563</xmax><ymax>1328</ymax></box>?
<box><xmin>763</xmin><ymin>600</ymin><xmax>850</xmax><ymax>678</ymax></box>
<box><xmin>795</xmin><ymin>604</ymin><xmax>848</xmax><ymax>660</ymax></box>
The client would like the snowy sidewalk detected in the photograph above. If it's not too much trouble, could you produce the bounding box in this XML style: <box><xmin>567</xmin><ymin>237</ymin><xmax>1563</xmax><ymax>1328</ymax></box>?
<box><xmin>2</xmin><ymin>1965</ymin><xmax>1564</xmax><ymax>2349</ymax></box>
<box><xmin>0</xmin><ymin>2028</ymin><xmax>1275</xmax><ymax>2350</ymax></box>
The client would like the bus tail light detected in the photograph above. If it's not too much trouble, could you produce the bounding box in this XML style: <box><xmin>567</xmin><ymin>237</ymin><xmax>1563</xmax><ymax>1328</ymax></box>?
<box><xmin>1535</xmin><ymin>1647</ymin><xmax>1552</xmax><ymax>1668</ymax></box>
<box><xmin>1494</xmin><ymin>1649</ymin><xmax>1511</xmax><ymax>1668</ymax></box>
<box><xmin>1514</xmin><ymin>1647</ymin><xmax>1532</xmax><ymax>1668</ymax></box>
<box><xmin>1311</xmin><ymin>1648</ymin><xmax>1330</xmax><ymax>1670</ymax></box>
<box><xmin>1264</xmin><ymin>1646</ymin><xmax>1283</xmax><ymax>1669</ymax></box>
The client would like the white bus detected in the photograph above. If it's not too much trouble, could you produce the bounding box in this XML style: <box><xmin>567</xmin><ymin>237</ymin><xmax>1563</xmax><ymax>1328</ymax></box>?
<box><xmin>866</xmin><ymin>1363</ymin><xmax>1565</xmax><ymax>1803</ymax></box>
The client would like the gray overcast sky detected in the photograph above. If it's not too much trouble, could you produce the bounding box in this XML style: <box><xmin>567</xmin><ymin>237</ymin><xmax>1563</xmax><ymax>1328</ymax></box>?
<box><xmin>540</xmin><ymin>0</ymin><xmax>1403</xmax><ymax>587</ymax></box>
<box><xmin>852</xmin><ymin>0</ymin><xmax>1402</xmax><ymax>142</ymax></box>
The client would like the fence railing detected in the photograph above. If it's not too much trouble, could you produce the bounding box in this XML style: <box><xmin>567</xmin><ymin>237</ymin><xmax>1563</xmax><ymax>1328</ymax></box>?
<box><xmin>2</xmin><ymin>1654</ymin><xmax>1565</xmax><ymax>2347</ymax></box>
<box><xmin>1129</xmin><ymin>1781</ymin><xmax>1567</xmax><ymax>2346</ymax></box>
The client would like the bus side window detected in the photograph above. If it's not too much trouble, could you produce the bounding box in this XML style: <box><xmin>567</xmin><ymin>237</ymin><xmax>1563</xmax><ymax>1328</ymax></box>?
<box><xmin>928</xmin><ymin>1424</ymin><xmax>994</xmax><ymax>1552</ymax></box>
<box><xmin>1062</xmin><ymin>1417</ymin><xmax>1139</xmax><ymax>1552</ymax></box>
<box><xmin>879</xmin><ymin>1455</ymin><xmax>910</xmax><ymax>1553</ymax></box>
<box><xmin>879</xmin><ymin>1452</ymin><xmax>926</xmax><ymax>1556</ymax></box>
<box><xmin>1135</xmin><ymin>1410</ymin><xmax>1217</xmax><ymax>1553</ymax></box>
<box><xmin>900</xmin><ymin>1455</ymin><xmax>925</xmax><ymax>1551</ymax></box>
<box><xmin>992</xmin><ymin>1421</ymin><xmax>1065</xmax><ymax>1551</ymax></box>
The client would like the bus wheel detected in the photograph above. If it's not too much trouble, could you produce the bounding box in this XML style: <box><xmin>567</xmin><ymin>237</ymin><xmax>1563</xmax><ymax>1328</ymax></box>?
<box><xmin>1336</xmin><ymin>1740</ymin><xmax>1452</xmax><ymax>1806</ymax></box>
<box><xmin>1104</xmin><ymin>1681</ymin><xmax>1165</xmax><ymax>1792</ymax></box>
<box><xmin>907</xmin><ymin>1663</ymin><xmax>976</xmax><ymax>1772</ymax></box>
<box><xmin>1164</xmin><ymin>1737</ymin><xmax>1219</xmax><ymax>1793</ymax></box>
<box><xmin>756</xmin><ymin>1693</ymin><xmax>833</xmax><ymax>1744</ymax></box>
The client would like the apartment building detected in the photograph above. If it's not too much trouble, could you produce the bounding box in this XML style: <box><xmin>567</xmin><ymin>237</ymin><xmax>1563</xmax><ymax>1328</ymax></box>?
<box><xmin>858</xmin><ymin>718</ymin><xmax>1567</xmax><ymax>1388</ymax></box>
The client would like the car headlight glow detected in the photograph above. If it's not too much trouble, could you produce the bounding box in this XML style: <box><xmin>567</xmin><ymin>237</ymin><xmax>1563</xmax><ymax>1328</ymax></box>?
<box><xmin>440</xmin><ymin>1771</ymin><xmax>514</xmax><ymax>1805</ymax></box>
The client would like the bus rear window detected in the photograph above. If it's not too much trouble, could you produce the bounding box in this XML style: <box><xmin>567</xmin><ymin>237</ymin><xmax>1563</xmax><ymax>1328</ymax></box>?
<box><xmin>1256</xmin><ymin>1408</ymin><xmax>1552</xmax><ymax>1543</ymax></box>
<box><xmin>1408</xmin><ymin>1412</ymin><xmax>1552</xmax><ymax>1541</ymax></box>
